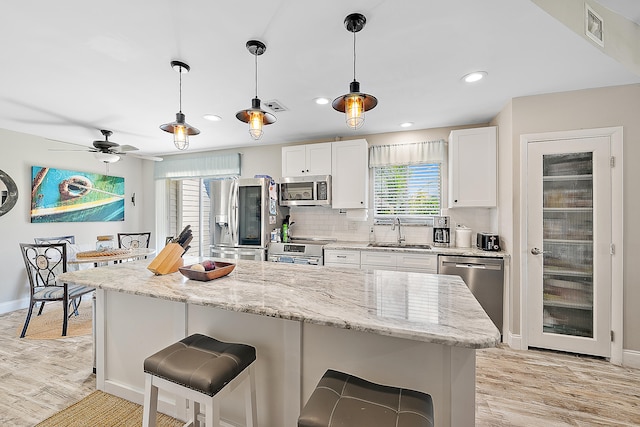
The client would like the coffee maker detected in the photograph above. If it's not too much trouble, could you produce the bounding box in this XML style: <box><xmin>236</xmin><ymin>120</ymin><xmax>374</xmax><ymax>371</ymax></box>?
<box><xmin>433</xmin><ymin>215</ymin><xmax>450</xmax><ymax>247</ymax></box>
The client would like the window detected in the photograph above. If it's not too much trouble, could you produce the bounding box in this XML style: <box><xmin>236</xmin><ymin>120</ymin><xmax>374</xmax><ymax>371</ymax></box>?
<box><xmin>373</xmin><ymin>163</ymin><xmax>441</xmax><ymax>223</ymax></box>
<box><xmin>168</xmin><ymin>178</ymin><xmax>211</xmax><ymax>256</ymax></box>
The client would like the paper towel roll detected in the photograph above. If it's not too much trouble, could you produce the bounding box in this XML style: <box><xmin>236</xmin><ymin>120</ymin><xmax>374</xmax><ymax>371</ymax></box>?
<box><xmin>456</xmin><ymin>226</ymin><xmax>472</xmax><ymax>248</ymax></box>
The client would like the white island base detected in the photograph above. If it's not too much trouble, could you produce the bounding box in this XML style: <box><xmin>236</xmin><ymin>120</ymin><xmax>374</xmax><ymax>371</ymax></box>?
<box><xmin>97</xmin><ymin>290</ymin><xmax>476</xmax><ymax>427</ymax></box>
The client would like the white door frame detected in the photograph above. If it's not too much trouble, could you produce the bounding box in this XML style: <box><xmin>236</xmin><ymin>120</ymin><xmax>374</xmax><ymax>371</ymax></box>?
<box><xmin>519</xmin><ymin>127</ymin><xmax>623</xmax><ymax>364</ymax></box>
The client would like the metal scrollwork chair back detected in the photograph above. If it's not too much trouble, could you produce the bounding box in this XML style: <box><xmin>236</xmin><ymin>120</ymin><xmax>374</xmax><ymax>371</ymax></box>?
<box><xmin>34</xmin><ymin>235</ymin><xmax>76</xmax><ymax>245</ymax></box>
<box><xmin>19</xmin><ymin>243</ymin><xmax>94</xmax><ymax>338</ymax></box>
<box><xmin>117</xmin><ymin>232</ymin><xmax>151</xmax><ymax>250</ymax></box>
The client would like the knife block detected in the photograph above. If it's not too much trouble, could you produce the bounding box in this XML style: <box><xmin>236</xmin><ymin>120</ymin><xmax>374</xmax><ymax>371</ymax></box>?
<box><xmin>147</xmin><ymin>243</ymin><xmax>184</xmax><ymax>275</ymax></box>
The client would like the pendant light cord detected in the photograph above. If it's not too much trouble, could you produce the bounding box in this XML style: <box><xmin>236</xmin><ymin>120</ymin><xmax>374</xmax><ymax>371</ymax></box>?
<box><xmin>178</xmin><ymin>66</ymin><xmax>183</xmax><ymax>113</ymax></box>
<box><xmin>352</xmin><ymin>29</ymin><xmax>357</xmax><ymax>82</ymax></box>
<box><xmin>254</xmin><ymin>51</ymin><xmax>259</xmax><ymax>99</ymax></box>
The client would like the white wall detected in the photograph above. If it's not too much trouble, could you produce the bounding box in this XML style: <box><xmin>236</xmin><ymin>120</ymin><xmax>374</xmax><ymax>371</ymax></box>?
<box><xmin>0</xmin><ymin>128</ymin><xmax>153</xmax><ymax>314</ymax></box>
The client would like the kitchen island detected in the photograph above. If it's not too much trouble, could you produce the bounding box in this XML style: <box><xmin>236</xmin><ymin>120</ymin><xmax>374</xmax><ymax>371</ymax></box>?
<box><xmin>58</xmin><ymin>258</ymin><xmax>500</xmax><ymax>426</ymax></box>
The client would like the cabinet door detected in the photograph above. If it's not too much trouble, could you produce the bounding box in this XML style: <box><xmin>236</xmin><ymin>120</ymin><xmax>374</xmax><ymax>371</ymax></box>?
<box><xmin>527</xmin><ymin>136</ymin><xmax>611</xmax><ymax>357</ymax></box>
<box><xmin>397</xmin><ymin>253</ymin><xmax>437</xmax><ymax>274</ymax></box>
<box><xmin>449</xmin><ymin>127</ymin><xmax>497</xmax><ymax>207</ymax></box>
<box><xmin>332</xmin><ymin>139</ymin><xmax>368</xmax><ymax>209</ymax></box>
<box><xmin>361</xmin><ymin>251</ymin><xmax>396</xmax><ymax>270</ymax></box>
<box><xmin>306</xmin><ymin>143</ymin><xmax>332</xmax><ymax>175</ymax></box>
<box><xmin>324</xmin><ymin>249</ymin><xmax>361</xmax><ymax>266</ymax></box>
<box><xmin>282</xmin><ymin>145</ymin><xmax>308</xmax><ymax>177</ymax></box>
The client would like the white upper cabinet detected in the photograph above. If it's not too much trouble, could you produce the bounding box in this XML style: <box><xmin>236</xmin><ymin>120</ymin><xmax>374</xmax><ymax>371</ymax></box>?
<box><xmin>331</xmin><ymin>139</ymin><xmax>369</xmax><ymax>209</ymax></box>
<box><xmin>282</xmin><ymin>142</ymin><xmax>332</xmax><ymax>177</ymax></box>
<box><xmin>448</xmin><ymin>126</ymin><xmax>497</xmax><ymax>208</ymax></box>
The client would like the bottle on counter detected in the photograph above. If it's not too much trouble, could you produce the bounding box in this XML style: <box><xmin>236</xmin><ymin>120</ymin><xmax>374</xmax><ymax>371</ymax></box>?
<box><xmin>282</xmin><ymin>215</ymin><xmax>290</xmax><ymax>243</ymax></box>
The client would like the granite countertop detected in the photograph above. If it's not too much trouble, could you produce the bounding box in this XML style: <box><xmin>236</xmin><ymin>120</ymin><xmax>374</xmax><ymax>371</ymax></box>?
<box><xmin>325</xmin><ymin>241</ymin><xmax>509</xmax><ymax>258</ymax></box>
<box><xmin>57</xmin><ymin>258</ymin><xmax>500</xmax><ymax>349</ymax></box>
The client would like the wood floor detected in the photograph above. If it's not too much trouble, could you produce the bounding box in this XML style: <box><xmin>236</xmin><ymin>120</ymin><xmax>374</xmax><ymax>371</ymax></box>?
<box><xmin>1</xmin><ymin>304</ymin><xmax>639</xmax><ymax>426</ymax></box>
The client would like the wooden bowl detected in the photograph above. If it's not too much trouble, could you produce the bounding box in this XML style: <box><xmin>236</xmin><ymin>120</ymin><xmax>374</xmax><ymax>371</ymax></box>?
<box><xmin>179</xmin><ymin>262</ymin><xmax>235</xmax><ymax>282</ymax></box>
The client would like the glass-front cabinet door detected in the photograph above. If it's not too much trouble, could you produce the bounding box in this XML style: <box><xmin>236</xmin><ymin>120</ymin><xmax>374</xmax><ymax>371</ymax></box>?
<box><xmin>527</xmin><ymin>137</ymin><xmax>611</xmax><ymax>357</ymax></box>
<box><xmin>541</xmin><ymin>153</ymin><xmax>594</xmax><ymax>338</ymax></box>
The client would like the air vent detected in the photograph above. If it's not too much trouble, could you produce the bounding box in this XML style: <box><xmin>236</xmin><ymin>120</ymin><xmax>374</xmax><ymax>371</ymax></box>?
<box><xmin>264</xmin><ymin>99</ymin><xmax>288</xmax><ymax>112</ymax></box>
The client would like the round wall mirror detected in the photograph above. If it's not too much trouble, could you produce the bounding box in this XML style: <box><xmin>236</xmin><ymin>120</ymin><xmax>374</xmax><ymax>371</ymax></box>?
<box><xmin>0</xmin><ymin>169</ymin><xmax>18</xmax><ymax>217</ymax></box>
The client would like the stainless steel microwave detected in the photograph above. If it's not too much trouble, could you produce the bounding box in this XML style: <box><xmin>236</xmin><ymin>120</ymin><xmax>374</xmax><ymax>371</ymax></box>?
<box><xmin>279</xmin><ymin>175</ymin><xmax>331</xmax><ymax>206</ymax></box>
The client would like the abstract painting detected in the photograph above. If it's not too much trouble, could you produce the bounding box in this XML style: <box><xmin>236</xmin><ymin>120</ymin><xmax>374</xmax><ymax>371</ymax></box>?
<box><xmin>31</xmin><ymin>166</ymin><xmax>124</xmax><ymax>223</ymax></box>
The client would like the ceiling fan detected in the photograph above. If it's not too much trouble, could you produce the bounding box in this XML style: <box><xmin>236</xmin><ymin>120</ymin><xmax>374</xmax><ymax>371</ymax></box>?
<box><xmin>50</xmin><ymin>130</ymin><xmax>163</xmax><ymax>163</ymax></box>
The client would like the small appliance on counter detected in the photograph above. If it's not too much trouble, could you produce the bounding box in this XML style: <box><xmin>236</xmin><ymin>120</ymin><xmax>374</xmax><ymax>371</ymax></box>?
<box><xmin>477</xmin><ymin>232</ymin><xmax>501</xmax><ymax>251</ymax></box>
<box><xmin>455</xmin><ymin>225</ymin><xmax>472</xmax><ymax>248</ymax></box>
<box><xmin>433</xmin><ymin>215</ymin><xmax>450</xmax><ymax>247</ymax></box>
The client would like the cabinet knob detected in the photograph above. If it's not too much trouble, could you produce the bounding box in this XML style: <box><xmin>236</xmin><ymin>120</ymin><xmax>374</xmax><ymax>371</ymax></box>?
<box><xmin>454</xmin><ymin>199</ymin><xmax>458</xmax><ymax>203</ymax></box>
<box><xmin>306</xmin><ymin>169</ymin><xmax>309</xmax><ymax>172</ymax></box>
<box><xmin>301</xmin><ymin>170</ymin><xmax>304</xmax><ymax>173</ymax></box>
<box><xmin>360</xmin><ymin>201</ymin><xmax>363</xmax><ymax>204</ymax></box>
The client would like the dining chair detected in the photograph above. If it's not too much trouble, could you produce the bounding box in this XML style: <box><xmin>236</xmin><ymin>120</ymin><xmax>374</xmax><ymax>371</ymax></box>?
<box><xmin>117</xmin><ymin>232</ymin><xmax>151</xmax><ymax>249</ymax></box>
<box><xmin>19</xmin><ymin>243</ymin><xmax>94</xmax><ymax>338</ymax></box>
<box><xmin>34</xmin><ymin>235</ymin><xmax>75</xmax><ymax>245</ymax></box>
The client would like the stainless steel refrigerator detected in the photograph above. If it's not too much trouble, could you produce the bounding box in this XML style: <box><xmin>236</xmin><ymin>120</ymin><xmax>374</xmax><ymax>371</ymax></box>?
<box><xmin>210</xmin><ymin>177</ymin><xmax>287</xmax><ymax>261</ymax></box>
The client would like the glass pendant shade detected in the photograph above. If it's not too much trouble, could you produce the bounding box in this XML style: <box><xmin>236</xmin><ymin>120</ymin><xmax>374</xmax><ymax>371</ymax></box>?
<box><xmin>249</xmin><ymin>110</ymin><xmax>264</xmax><ymax>140</ymax></box>
<box><xmin>345</xmin><ymin>93</ymin><xmax>365</xmax><ymax>129</ymax></box>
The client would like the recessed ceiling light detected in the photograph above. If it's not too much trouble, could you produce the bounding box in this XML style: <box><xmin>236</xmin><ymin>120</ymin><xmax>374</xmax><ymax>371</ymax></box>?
<box><xmin>462</xmin><ymin>71</ymin><xmax>487</xmax><ymax>83</ymax></box>
<box><xmin>203</xmin><ymin>114</ymin><xmax>222</xmax><ymax>122</ymax></box>
<box><xmin>314</xmin><ymin>97</ymin><xmax>330</xmax><ymax>105</ymax></box>
<box><xmin>400</xmin><ymin>122</ymin><xmax>413</xmax><ymax>128</ymax></box>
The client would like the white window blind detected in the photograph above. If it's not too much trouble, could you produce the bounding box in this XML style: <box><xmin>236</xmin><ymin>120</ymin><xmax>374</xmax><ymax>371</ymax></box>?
<box><xmin>373</xmin><ymin>164</ymin><xmax>441</xmax><ymax>222</ymax></box>
<box><xmin>370</xmin><ymin>140</ymin><xmax>444</xmax><ymax>223</ymax></box>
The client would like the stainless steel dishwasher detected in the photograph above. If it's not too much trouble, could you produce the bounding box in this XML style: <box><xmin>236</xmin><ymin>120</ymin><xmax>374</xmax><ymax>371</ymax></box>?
<box><xmin>438</xmin><ymin>255</ymin><xmax>504</xmax><ymax>333</ymax></box>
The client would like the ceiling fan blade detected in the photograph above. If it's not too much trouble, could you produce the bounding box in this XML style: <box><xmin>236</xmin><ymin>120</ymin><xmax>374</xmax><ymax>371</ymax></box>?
<box><xmin>117</xmin><ymin>144</ymin><xmax>139</xmax><ymax>152</ymax></box>
<box><xmin>48</xmin><ymin>148</ymin><xmax>96</xmax><ymax>152</ymax></box>
<box><xmin>125</xmin><ymin>152</ymin><xmax>163</xmax><ymax>162</ymax></box>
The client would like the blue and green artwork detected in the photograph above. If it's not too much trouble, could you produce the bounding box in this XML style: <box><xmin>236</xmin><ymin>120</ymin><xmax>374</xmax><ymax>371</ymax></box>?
<box><xmin>31</xmin><ymin>166</ymin><xmax>124</xmax><ymax>223</ymax></box>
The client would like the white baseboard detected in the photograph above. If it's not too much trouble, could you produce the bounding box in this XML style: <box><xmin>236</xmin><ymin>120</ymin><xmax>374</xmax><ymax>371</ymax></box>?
<box><xmin>506</xmin><ymin>332</ymin><xmax>523</xmax><ymax>350</ymax></box>
<box><xmin>0</xmin><ymin>298</ymin><xmax>28</xmax><ymax>315</ymax></box>
<box><xmin>622</xmin><ymin>349</ymin><xmax>640</xmax><ymax>369</ymax></box>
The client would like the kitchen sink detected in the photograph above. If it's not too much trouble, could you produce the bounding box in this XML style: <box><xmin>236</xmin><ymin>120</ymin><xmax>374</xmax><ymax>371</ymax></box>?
<box><xmin>368</xmin><ymin>242</ymin><xmax>432</xmax><ymax>250</ymax></box>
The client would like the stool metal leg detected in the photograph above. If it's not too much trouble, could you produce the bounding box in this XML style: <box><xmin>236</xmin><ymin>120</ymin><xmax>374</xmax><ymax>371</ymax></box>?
<box><xmin>142</xmin><ymin>373</ymin><xmax>158</xmax><ymax>427</ymax></box>
<box><xmin>245</xmin><ymin>364</ymin><xmax>258</xmax><ymax>427</ymax></box>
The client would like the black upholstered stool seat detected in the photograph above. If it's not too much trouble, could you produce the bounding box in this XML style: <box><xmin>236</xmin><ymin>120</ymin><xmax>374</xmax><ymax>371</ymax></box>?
<box><xmin>142</xmin><ymin>333</ymin><xmax>258</xmax><ymax>427</ymax></box>
<box><xmin>144</xmin><ymin>333</ymin><xmax>256</xmax><ymax>396</ymax></box>
<box><xmin>298</xmin><ymin>369</ymin><xmax>434</xmax><ymax>427</ymax></box>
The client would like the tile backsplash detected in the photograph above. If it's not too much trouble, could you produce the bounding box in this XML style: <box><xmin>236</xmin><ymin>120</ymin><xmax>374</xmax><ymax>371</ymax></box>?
<box><xmin>288</xmin><ymin>206</ymin><xmax>497</xmax><ymax>246</ymax></box>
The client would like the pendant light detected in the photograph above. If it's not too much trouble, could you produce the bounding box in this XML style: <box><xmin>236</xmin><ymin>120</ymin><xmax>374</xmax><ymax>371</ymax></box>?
<box><xmin>160</xmin><ymin>60</ymin><xmax>200</xmax><ymax>150</ymax></box>
<box><xmin>236</xmin><ymin>40</ymin><xmax>276</xmax><ymax>140</ymax></box>
<box><xmin>332</xmin><ymin>13</ymin><xmax>378</xmax><ymax>130</ymax></box>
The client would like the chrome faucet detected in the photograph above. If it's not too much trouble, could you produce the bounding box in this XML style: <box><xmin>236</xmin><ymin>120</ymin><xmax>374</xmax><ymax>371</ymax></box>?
<box><xmin>391</xmin><ymin>217</ymin><xmax>405</xmax><ymax>245</ymax></box>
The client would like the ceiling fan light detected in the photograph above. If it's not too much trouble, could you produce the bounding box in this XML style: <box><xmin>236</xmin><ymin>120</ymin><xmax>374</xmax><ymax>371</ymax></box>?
<box><xmin>94</xmin><ymin>152</ymin><xmax>120</xmax><ymax>163</ymax></box>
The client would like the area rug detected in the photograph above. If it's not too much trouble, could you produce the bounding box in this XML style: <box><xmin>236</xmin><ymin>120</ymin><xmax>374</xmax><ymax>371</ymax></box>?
<box><xmin>35</xmin><ymin>390</ymin><xmax>183</xmax><ymax>427</ymax></box>
<box><xmin>17</xmin><ymin>300</ymin><xmax>92</xmax><ymax>339</ymax></box>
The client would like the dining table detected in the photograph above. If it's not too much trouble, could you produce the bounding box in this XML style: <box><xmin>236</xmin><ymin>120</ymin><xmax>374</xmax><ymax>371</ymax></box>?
<box><xmin>68</xmin><ymin>247</ymin><xmax>156</xmax><ymax>266</ymax></box>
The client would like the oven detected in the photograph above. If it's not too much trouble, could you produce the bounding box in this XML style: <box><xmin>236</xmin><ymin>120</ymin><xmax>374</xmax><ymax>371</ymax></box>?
<box><xmin>268</xmin><ymin>240</ymin><xmax>328</xmax><ymax>265</ymax></box>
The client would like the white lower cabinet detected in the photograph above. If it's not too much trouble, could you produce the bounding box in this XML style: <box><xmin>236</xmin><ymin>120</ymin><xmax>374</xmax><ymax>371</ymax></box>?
<box><xmin>326</xmin><ymin>249</ymin><xmax>437</xmax><ymax>274</ymax></box>
<box><xmin>360</xmin><ymin>251</ymin><xmax>396</xmax><ymax>272</ymax></box>
<box><xmin>397</xmin><ymin>253</ymin><xmax>438</xmax><ymax>274</ymax></box>
<box><xmin>324</xmin><ymin>249</ymin><xmax>361</xmax><ymax>269</ymax></box>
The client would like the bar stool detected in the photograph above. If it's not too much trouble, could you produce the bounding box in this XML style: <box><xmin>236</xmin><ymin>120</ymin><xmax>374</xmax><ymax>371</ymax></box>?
<box><xmin>142</xmin><ymin>333</ymin><xmax>257</xmax><ymax>427</ymax></box>
<box><xmin>298</xmin><ymin>369</ymin><xmax>434</xmax><ymax>427</ymax></box>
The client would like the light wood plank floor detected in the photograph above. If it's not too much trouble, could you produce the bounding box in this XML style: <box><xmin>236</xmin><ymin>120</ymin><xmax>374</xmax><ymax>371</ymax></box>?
<box><xmin>1</xmin><ymin>304</ymin><xmax>639</xmax><ymax>426</ymax></box>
